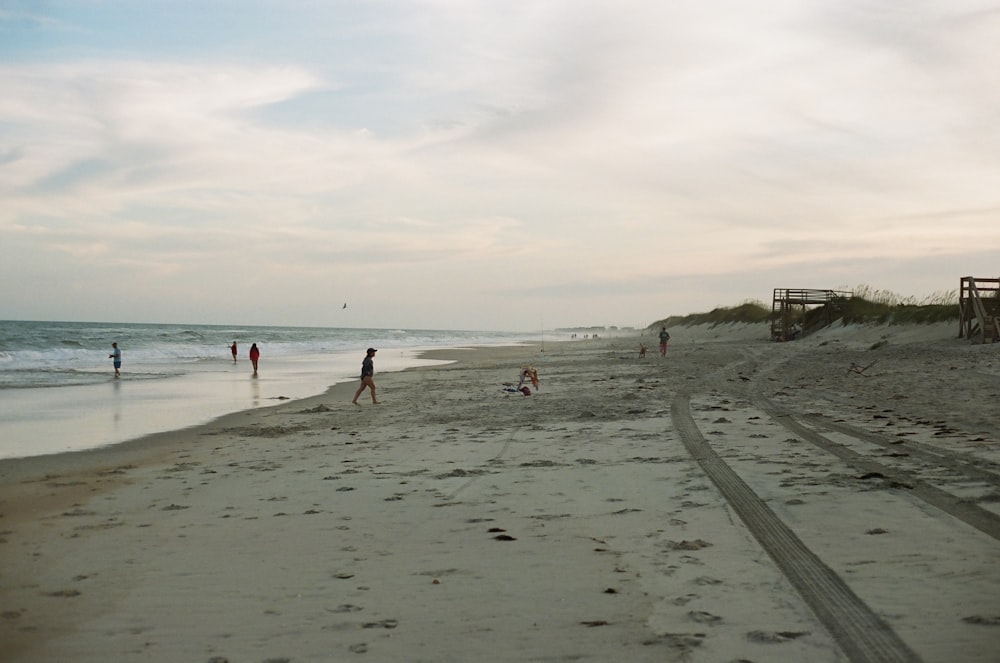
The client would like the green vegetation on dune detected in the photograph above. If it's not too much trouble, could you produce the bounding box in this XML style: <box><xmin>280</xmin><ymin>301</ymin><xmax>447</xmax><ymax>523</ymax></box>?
<box><xmin>649</xmin><ymin>300</ymin><xmax>771</xmax><ymax>329</ymax></box>
<box><xmin>649</xmin><ymin>286</ymin><xmax>961</xmax><ymax>331</ymax></box>
<box><xmin>836</xmin><ymin>300</ymin><xmax>957</xmax><ymax>325</ymax></box>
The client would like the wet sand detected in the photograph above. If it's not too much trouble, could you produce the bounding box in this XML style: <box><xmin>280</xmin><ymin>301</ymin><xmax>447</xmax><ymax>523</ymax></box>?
<box><xmin>1</xmin><ymin>323</ymin><xmax>998</xmax><ymax>662</ymax></box>
<box><xmin>0</xmin><ymin>350</ymin><xmax>446</xmax><ymax>460</ymax></box>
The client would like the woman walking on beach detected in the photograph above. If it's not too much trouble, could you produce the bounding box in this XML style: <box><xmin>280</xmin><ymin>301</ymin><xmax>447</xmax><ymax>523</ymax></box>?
<box><xmin>352</xmin><ymin>348</ymin><xmax>380</xmax><ymax>405</ymax></box>
<box><xmin>249</xmin><ymin>343</ymin><xmax>260</xmax><ymax>375</ymax></box>
<box><xmin>230</xmin><ymin>341</ymin><xmax>238</xmax><ymax>362</ymax></box>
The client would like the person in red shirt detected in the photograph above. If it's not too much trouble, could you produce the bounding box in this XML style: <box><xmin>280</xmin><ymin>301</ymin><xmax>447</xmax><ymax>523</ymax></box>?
<box><xmin>249</xmin><ymin>343</ymin><xmax>260</xmax><ymax>375</ymax></box>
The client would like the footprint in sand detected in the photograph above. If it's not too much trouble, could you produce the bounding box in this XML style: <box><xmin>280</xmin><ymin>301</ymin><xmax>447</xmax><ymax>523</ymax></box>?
<box><xmin>329</xmin><ymin>604</ymin><xmax>364</xmax><ymax>613</ymax></box>
<box><xmin>362</xmin><ymin>619</ymin><xmax>398</xmax><ymax>629</ymax></box>
<box><xmin>62</xmin><ymin>507</ymin><xmax>97</xmax><ymax>517</ymax></box>
<box><xmin>694</xmin><ymin>576</ymin><xmax>723</xmax><ymax>586</ymax></box>
<box><xmin>746</xmin><ymin>630</ymin><xmax>810</xmax><ymax>643</ymax></box>
<box><xmin>647</xmin><ymin>633</ymin><xmax>704</xmax><ymax>650</ymax></box>
<box><xmin>688</xmin><ymin>610</ymin><xmax>722</xmax><ymax>624</ymax></box>
<box><xmin>666</xmin><ymin>539</ymin><xmax>713</xmax><ymax>551</ymax></box>
<box><xmin>44</xmin><ymin>589</ymin><xmax>81</xmax><ymax>597</ymax></box>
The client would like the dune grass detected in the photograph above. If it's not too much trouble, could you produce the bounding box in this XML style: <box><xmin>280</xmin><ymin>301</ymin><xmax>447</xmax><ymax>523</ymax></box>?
<box><xmin>649</xmin><ymin>286</ymin><xmax>961</xmax><ymax>330</ymax></box>
<box><xmin>649</xmin><ymin>300</ymin><xmax>772</xmax><ymax>329</ymax></box>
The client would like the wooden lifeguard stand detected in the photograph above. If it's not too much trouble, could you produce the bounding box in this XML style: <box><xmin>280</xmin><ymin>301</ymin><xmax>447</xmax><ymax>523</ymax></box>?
<box><xmin>958</xmin><ymin>277</ymin><xmax>1000</xmax><ymax>343</ymax></box>
<box><xmin>771</xmin><ymin>288</ymin><xmax>852</xmax><ymax>341</ymax></box>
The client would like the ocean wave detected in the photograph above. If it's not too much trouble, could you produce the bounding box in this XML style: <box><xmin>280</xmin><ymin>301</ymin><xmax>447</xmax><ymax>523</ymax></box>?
<box><xmin>0</xmin><ymin>320</ymin><xmax>542</xmax><ymax>391</ymax></box>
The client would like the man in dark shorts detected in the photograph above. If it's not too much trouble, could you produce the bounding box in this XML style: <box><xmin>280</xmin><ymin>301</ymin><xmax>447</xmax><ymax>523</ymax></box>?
<box><xmin>658</xmin><ymin>327</ymin><xmax>671</xmax><ymax>357</ymax></box>
<box><xmin>109</xmin><ymin>342</ymin><xmax>122</xmax><ymax>377</ymax></box>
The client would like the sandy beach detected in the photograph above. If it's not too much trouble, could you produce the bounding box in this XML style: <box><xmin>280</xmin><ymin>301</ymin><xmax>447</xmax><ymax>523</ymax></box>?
<box><xmin>1</xmin><ymin>323</ymin><xmax>999</xmax><ymax>662</ymax></box>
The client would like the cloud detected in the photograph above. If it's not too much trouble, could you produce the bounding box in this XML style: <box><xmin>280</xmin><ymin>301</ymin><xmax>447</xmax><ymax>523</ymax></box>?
<box><xmin>0</xmin><ymin>61</ymin><xmax>323</xmax><ymax>197</ymax></box>
<box><xmin>1</xmin><ymin>1</ymin><xmax>999</xmax><ymax>329</ymax></box>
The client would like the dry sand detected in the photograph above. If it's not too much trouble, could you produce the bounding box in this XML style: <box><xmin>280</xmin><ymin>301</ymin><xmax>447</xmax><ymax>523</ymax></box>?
<box><xmin>1</xmin><ymin>322</ymin><xmax>999</xmax><ymax>662</ymax></box>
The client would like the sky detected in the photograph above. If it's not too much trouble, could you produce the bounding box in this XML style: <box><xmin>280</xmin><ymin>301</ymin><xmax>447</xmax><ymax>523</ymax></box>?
<box><xmin>1</xmin><ymin>1</ymin><xmax>999</xmax><ymax>331</ymax></box>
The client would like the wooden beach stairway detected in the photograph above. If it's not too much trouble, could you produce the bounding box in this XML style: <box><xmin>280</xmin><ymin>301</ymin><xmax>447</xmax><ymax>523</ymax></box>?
<box><xmin>770</xmin><ymin>288</ymin><xmax>852</xmax><ymax>341</ymax></box>
<box><xmin>958</xmin><ymin>276</ymin><xmax>1000</xmax><ymax>343</ymax></box>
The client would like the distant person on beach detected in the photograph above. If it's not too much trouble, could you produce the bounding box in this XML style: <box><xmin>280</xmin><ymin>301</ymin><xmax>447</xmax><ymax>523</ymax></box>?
<box><xmin>352</xmin><ymin>348</ymin><xmax>380</xmax><ymax>405</ymax></box>
<box><xmin>658</xmin><ymin>327</ymin><xmax>671</xmax><ymax>357</ymax></box>
<box><xmin>230</xmin><ymin>341</ymin><xmax>238</xmax><ymax>362</ymax></box>
<box><xmin>109</xmin><ymin>342</ymin><xmax>121</xmax><ymax>378</ymax></box>
<box><xmin>249</xmin><ymin>343</ymin><xmax>260</xmax><ymax>375</ymax></box>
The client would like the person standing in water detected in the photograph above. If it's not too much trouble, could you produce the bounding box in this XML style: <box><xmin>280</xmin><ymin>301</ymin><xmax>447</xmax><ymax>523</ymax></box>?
<box><xmin>352</xmin><ymin>348</ymin><xmax>380</xmax><ymax>405</ymax></box>
<box><xmin>249</xmin><ymin>343</ymin><xmax>260</xmax><ymax>375</ymax></box>
<box><xmin>230</xmin><ymin>341</ymin><xmax>238</xmax><ymax>362</ymax></box>
<box><xmin>109</xmin><ymin>342</ymin><xmax>122</xmax><ymax>378</ymax></box>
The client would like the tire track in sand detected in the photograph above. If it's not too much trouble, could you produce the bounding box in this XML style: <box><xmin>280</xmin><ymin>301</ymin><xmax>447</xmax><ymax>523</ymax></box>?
<box><xmin>671</xmin><ymin>392</ymin><xmax>923</xmax><ymax>663</ymax></box>
<box><xmin>756</xmin><ymin>396</ymin><xmax>1000</xmax><ymax>543</ymax></box>
<box><xmin>788</xmin><ymin>409</ymin><xmax>1000</xmax><ymax>488</ymax></box>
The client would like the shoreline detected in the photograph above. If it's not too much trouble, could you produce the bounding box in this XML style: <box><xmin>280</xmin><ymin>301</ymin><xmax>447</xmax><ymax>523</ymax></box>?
<box><xmin>0</xmin><ymin>349</ymin><xmax>464</xmax><ymax>514</ymax></box>
<box><xmin>2</xmin><ymin>326</ymin><xmax>999</xmax><ymax>662</ymax></box>
<box><xmin>0</xmin><ymin>343</ymin><xmax>536</xmax><ymax>547</ymax></box>
<box><xmin>0</xmin><ymin>346</ymin><xmax>466</xmax><ymax>461</ymax></box>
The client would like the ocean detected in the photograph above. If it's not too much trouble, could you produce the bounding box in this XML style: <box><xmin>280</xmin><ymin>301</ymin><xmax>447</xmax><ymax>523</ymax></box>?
<box><xmin>0</xmin><ymin>320</ymin><xmax>543</xmax><ymax>460</ymax></box>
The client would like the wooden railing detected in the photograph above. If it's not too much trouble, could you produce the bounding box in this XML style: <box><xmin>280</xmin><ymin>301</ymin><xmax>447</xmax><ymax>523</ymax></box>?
<box><xmin>959</xmin><ymin>277</ymin><xmax>1000</xmax><ymax>343</ymax></box>
<box><xmin>771</xmin><ymin>288</ymin><xmax>852</xmax><ymax>341</ymax></box>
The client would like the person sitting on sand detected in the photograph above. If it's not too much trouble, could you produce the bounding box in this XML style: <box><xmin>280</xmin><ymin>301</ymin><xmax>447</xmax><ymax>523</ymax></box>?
<box><xmin>518</xmin><ymin>366</ymin><xmax>539</xmax><ymax>390</ymax></box>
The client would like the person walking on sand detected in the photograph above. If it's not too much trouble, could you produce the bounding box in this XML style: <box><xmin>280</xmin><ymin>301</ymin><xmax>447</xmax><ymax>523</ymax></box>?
<box><xmin>352</xmin><ymin>348</ymin><xmax>380</xmax><ymax>405</ymax></box>
<box><xmin>109</xmin><ymin>342</ymin><xmax>122</xmax><ymax>378</ymax></box>
<box><xmin>249</xmin><ymin>343</ymin><xmax>260</xmax><ymax>375</ymax></box>
<box><xmin>658</xmin><ymin>326</ymin><xmax>671</xmax><ymax>357</ymax></box>
<box><xmin>230</xmin><ymin>341</ymin><xmax>238</xmax><ymax>362</ymax></box>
